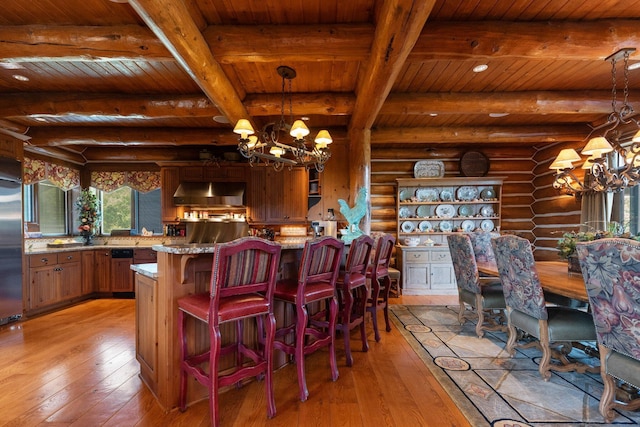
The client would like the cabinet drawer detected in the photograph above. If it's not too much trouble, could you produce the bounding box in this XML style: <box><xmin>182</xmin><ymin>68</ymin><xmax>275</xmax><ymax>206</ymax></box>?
<box><xmin>29</xmin><ymin>254</ymin><xmax>57</xmax><ymax>267</ymax></box>
<box><xmin>134</xmin><ymin>248</ymin><xmax>157</xmax><ymax>263</ymax></box>
<box><xmin>430</xmin><ymin>250</ymin><xmax>452</xmax><ymax>263</ymax></box>
<box><xmin>58</xmin><ymin>251</ymin><xmax>81</xmax><ymax>264</ymax></box>
<box><xmin>403</xmin><ymin>251</ymin><xmax>428</xmax><ymax>263</ymax></box>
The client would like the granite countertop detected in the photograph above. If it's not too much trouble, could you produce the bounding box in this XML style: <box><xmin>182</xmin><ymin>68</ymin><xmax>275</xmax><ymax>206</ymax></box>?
<box><xmin>24</xmin><ymin>237</ymin><xmax>186</xmax><ymax>255</ymax></box>
<box><xmin>130</xmin><ymin>263</ymin><xmax>158</xmax><ymax>279</ymax></box>
<box><xmin>153</xmin><ymin>239</ymin><xmax>308</xmax><ymax>255</ymax></box>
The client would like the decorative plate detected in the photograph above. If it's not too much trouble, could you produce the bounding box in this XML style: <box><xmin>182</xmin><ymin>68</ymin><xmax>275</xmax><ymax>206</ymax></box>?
<box><xmin>399</xmin><ymin>206</ymin><xmax>411</xmax><ymax>218</ymax></box>
<box><xmin>399</xmin><ymin>189</ymin><xmax>412</xmax><ymax>202</ymax></box>
<box><xmin>439</xmin><ymin>220</ymin><xmax>453</xmax><ymax>232</ymax></box>
<box><xmin>457</xmin><ymin>186</ymin><xmax>479</xmax><ymax>201</ymax></box>
<box><xmin>461</xmin><ymin>220</ymin><xmax>475</xmax><ymax>232</ymax></box>
<box><xmin>414</xmin><ymin>160</ymin><xmax>445</xmax><ymax>178</ymax></box>
<box><xmin>480</xmin><ymin>219</ymin><xmax>495</xmax><ymax>232</ymax></box>
<box><xmin>416</xmin><ymin>205</ymin><xmax>430</xmax><ymax>218</ymax></box>
<box><xmin>401</xmin><ymin>221</ymin><xmax>415</xmax><ymax>233</ymax></box>
<box><xmin>435</xmin><ymin>204</ymin><xmax>455</xmax><ymax>218</ymax></box>
<box><xmin>480</xmin><ymin>205</ymin><xmax>494</xmax><ymax>217</ymax></box>
<box><xmin>440</xmin><ymin>189</ymin><xmax>454</xmax><ymax>202</ymax></box>
<box><xmin>418</xmin><ymin>220</ymin><xmax>432</xmax><ymax>232</ymax></box>
<box><xmin>480</xmin><ymin>187</ymin><xmax>496</xmax><ymax>200</ymax></box>
<box><xmin>458</xmin><ymin>205</ymin><xmax>474</xmax><ymax>217</ymax></box>
<box><xmin>416</xmin><ymin>187</ymin><xmax>439</xmax><ymax>202</ymax></box>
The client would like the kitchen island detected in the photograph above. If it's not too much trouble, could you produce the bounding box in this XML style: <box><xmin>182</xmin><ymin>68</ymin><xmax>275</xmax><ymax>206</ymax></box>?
<box><xmin>139</xmin><ymin>240</ymin><xmax>306</xmax><ymax>411</ymax></box>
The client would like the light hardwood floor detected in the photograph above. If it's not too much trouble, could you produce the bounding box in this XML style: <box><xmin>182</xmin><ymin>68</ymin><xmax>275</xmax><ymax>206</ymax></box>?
<box><xmin>0</xmin><ymin>295</ymin><xmax>467</xmax><ymax>426</ymax></box>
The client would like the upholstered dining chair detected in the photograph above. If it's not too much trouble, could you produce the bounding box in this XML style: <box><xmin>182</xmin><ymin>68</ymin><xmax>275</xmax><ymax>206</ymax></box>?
<box><xmin>446</xmin><ymin>233</ymin><xmax>505</xmax><ymax>338</ymax></box>
<box><xmin>467</xmin><ymin>231</ymin><xmax>499</xmax><ymax>276</ymax></box>
<box><xmin>334</xmin><ymin>234</ymin><xmax>374</xmax><ymax>367</ymax></box>
<box><xmin>273</xmin><ymin>236</ymin><xmax>344</xmax><ymax>402</ymax></box>
<box><xmin>177</xmin><ymin>237</ymin><xmax>282</xmax><ymax>427</ymax></box>
<box><xmin>366</xmin><ymin>233</ymin><xmax>396</xmax><ymax>342</ymax></box>
<box><xmin>576</xmin><ymin>238</ymin><xmax>640</xmax><ymax>422</ymax></box>
<box><xmin>492</xmin><ymin>234</ymin><xmax>597</xmax><ymax>381</ymax></box>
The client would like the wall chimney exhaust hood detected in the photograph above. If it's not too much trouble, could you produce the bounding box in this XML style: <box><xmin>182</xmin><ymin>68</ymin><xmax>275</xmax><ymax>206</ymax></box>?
<box><xmin>173</xmin><ymin>182</ymin><xmax>245</xmax><ymax>207</ymax></box>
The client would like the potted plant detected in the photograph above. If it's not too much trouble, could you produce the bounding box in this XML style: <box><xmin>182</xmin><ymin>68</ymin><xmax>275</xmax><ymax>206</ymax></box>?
<box><xmin>556</xmin><ymin>225</ymin><xmax>623</xmax><ymax>272</ymax></box>
<box><xmin>76</xmin><ymin>188</ymin><xmax>101</xmax><ymax>245</ymax></box>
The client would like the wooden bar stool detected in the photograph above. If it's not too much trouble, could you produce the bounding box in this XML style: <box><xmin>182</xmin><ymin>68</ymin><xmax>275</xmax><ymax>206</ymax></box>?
<box><xmin>366</xmin><ymin>233</ymin><xmax>396</xmax><ymax>341</ymax></box>
<box><xmin>177</xmin><ymin>237</ymin><xmax>282</xmax><ymax>427</ymax></box>
<box><xmin>273</xmin><ymin>236</ymin><xmax>344</xmax><ymax>402</ymax></box>
<box><xmin>316</xmin><ymin>234</ymin><xmax>374</xmax><ymax>367</ymax></box>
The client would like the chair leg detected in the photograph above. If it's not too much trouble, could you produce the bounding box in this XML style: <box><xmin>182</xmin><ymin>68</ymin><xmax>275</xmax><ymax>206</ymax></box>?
<box><xmin>342</xmin><ymin>285</ymin><xmax>355</xmax><ymax>367</ymax></box>
<box><xmin>598</xmin><ymin>346</ymin><xmax>617</xmax><ymax>422</ymax></box>
<box><xmin>505</xmin><ymin>315</ymin><xmax>517</xmax><ymax>357</ymax></box>
<box><xmin>328</xmin><ymin>295</ymin><xmax>339</xmax><ymax>382</ymax></box>
<box><xmin>370</xmin><ymin>304</ymin><xmax>381</xmax><ymax>342</ymax></box>
<box><xmin>458</xmin><ymin>296</ymin><xmax>465</xmax><ymax>325</ymax></box>
<box><xmin>264</xmin><ymin>312</ymin><xmax>276</xmax><ymax>419</ymax></box>
<box><xmin>475</xmin><ymin>294</ymin><xmax>485</xmax><ymax>338</ymax></box>
<box><xmin>295</xmin><ymin>302</ymin><xmax>310</xmax><ymax>402</ymax></box>
<box><xmin>538</xmin><ymin>323</ymin><xmax>552</xmax><ymax>381</ymax></box>
<box><xmin>382</xmin><ymin>277</ymin><xmax>392</xmax><ymax>332</ymax></box>
<box><xmin>209</xmin><ymin>325</ymin><xmax>222</xmax><ymax>426</ymax></box>
<box><xmin>356</xmin><ymin>286</ymin><xmax>369</xmax><ymax>353</ymax></box>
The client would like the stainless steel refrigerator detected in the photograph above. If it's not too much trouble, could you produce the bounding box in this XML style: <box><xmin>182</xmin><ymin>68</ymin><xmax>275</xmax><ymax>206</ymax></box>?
<box><xmin>0</xmin><ymin>156</ymin><xmax>22</xmax><ymax>325</ymax></box>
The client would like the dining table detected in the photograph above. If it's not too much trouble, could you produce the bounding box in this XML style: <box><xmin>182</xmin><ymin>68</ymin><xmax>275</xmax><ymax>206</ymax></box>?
<box><xmin>476</xmin><ymin>260</ymin><xmax>588</xmax><ymax>303</ymax></box>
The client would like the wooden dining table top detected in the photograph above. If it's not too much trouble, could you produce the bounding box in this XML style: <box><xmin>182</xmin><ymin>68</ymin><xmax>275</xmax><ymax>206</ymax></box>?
<box><xmin>477</xmin><ymin>260</ymin><xmax>588</xmax><ymax>302</ymax></box>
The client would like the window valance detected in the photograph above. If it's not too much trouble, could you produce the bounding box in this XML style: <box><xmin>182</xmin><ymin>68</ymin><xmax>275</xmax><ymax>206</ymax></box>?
<box><xmin>23</xmin><ymin>157</ymin><xmax>80</xmax><ymax>191</ymax></box>
<box><xmin>91</xmin><ymin>171</ymin><xmax>161</xmax><ymax>193</ymax></box>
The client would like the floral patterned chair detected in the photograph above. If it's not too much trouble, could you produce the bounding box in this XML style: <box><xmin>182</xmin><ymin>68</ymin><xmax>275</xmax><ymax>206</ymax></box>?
<box><xmin>446</xmin><ymin>233</ymin><xmax>505</xmax><ymax>338</ymax></box>
<box><xmin>491</xmin><ymin>234</ymin><xmax>597</xmax><ymax>381</ymax></box>
<box><xmin>467</xmin><ymin>231</ymin><xmax>499</xmax><ymax>277</ymax></box>
<box><xmin>576</xmin><ymin>238</ymin><xmax>640</xmax><ymax>422</ymax></box>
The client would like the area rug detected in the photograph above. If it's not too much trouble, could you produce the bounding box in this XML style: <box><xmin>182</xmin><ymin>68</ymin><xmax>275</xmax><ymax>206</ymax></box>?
<box><xmin>390</xmin><ymin>305</ymin><xmax>640</xmax><ymax>427</ymax></box>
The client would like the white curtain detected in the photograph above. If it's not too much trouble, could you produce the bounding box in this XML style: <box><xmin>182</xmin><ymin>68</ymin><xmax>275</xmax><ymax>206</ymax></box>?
<box><xmin>580</xmin><ymin>191</ymin><xmax>614</xmax><ymax>232</ymax></box>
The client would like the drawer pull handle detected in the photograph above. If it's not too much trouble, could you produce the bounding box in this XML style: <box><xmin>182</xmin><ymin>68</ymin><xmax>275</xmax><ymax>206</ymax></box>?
<box><xmin>41</xmin><ymin>258</ymin><xmax>48</xmax><ymax>263</ymax></box>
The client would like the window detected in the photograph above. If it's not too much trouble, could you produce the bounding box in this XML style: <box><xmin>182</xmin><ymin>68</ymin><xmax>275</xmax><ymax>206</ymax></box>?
<box><xmin>99</xmin><ymin>187</ymin><xmax>162</xmax><ymax>235</ymax></box>
<box><xmin>24</xmin><ymin>181</ymin><xmax>70</xmax><ymax>236</ymax></box>
<box><xmin>622</xmin><ymin>186</ymin><xmax>640</xmax><ymax>235</ymax></box>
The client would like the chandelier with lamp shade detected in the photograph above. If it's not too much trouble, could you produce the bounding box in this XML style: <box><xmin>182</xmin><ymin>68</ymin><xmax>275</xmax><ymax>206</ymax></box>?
<box><xmin>550</xmin><ymin>47</ymin><xmax>640</xmax><ymax>196</ymax></box>
<box><xmin>233</xmin><ymin>66</ymin><xmax>332</xmax><ymax>172</ymax></box>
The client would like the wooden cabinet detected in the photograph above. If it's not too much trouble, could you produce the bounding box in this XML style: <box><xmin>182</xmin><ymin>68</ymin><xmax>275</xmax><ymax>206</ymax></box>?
<box><xmin>264</xmin><ymin>167</ymin><xmax>309</xmax><ymax>223</ymax></box>
<box><xmin>161</xmin><ymin>167</ymin><xmax>181</xmax><ymax>223</ymax></box>
<box><xmin>397</xmin><ymin>246</ymin><xmax>457</xmax><ymax>295</ymax></box>
<box><xmin>203</xmin><ymin>165</ymin><xmax>244</xmax><ymax>181</ymax></box>
<box><xmin>134</xmin><ymin>248</ymin><xmax>157</xmax><ymax>264</ymax></box>
<box><xmin>81</xmin><ymin>250</ymin><xmax>94</xmax><ymax>295</ymax></box>
<box><xmin>0</xmin><ymin>137</ymin><xmax>23</xmax><ymax>160</ymax></box>
<box><xmin>94</xmin><ymin>249</ymin><xmax>112</xmax><ymax>292</ymax></box>
<box><xmin>111</xmin><ymin>257</ymin><xmax>134</xmax><ymax>292</ymax></box>
<box><xmin>135</xmin><ymin>272</ymin><xmax>158</xmax><ymax>393</ymax></box>
<box><xmin>26</xmin><ymin>251</ymin><xmax>82</xmax><ymax>312</ymax></box>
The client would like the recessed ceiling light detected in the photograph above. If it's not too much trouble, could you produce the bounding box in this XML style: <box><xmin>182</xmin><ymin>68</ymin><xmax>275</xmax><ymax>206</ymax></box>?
<box><xmin>12</xmin><ymin>74</ymin><xmax>29</xmax><ymax>81</ymax></box>
<box><xmin>489</xmin><ymin>113</ymin><xmax>510</xmax><ymax>118</ymax></box>
<box><xmin>473</xmin><ymin>64</ymin><xmax>488</xmax><ymax>73</ymax></box>
<box><xmin>429</xmin><ymin>113</ymin><xmax>438</xmax><ymax>117</ymax></box>
<box><xmin>212</xmin><ymin>115</ymin><xmax>230</xmax><ymax>124</ymax></box>
<box><xmin>34</xmin><ymin>117</ymin><xmax>48</xmax><ymax>122</ymax></box>
<box><xmin>629</xmin><ymin>62</ymin><xmax>640</xmax><ymax>70</ymax></box>
<box><xmin>0</xmin><ymin>63</ymin><xmax>25</xmax><ymax>70</ymax></box>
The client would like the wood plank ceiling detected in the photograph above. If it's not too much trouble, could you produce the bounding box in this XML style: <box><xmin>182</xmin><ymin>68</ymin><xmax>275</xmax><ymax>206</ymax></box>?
<box><xmin>2</xmin><ymin>0</ymin><xmax>640</xmax><ymax>164</ymax></box>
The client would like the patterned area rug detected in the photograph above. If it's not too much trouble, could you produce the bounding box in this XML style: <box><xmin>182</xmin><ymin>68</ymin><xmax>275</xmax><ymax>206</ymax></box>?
<box><xmin>390</xmin><ymin>305</ymin><xmax>640</xmax><ymax>427</ymax></box>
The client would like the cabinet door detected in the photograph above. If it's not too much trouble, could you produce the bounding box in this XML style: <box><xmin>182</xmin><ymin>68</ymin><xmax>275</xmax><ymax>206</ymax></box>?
<box><xmin>403</xmin><ymin>263</ymin><xmax>430</xmax><ymax>294</ymax></box>
<box><xmin>81</xmin><ymin>251</ymin><xmax>95</xmax><ymax>295</ymax></box>
<box><xmin>133</xmin><ymin>248</ymin><xmax>157</xmax><ymax>264</ymax></box>
<box><xmin>179</xmin><ymin>166</ymin><xmax>203</xmax><ymax>182</ymax></box>
<box><xmin>264</xmin><ymin>167</ymin><xmax>308</xmax><ymax>223</ymax></box>
<box><xmin>58</xmin><ymin>261</ymin><xmax>82</xmax><ymax>300</ymax></box>
<box><xmin>135</xmin><ymin>273</ymin><xmax>158</xmax><ymax>384</ymax></box>
<box><xmin>111</xmin><ymin>258</ymin><xmax>134</xmax><ymax>292</ymax></box>
<box><xmin>247</xmin><ymin>167</ymin><xmax>266</xmax><ymax>222</ymax></box>
<box><xmin>28</xmin><ymin>266</ymin><xmax>57</xmax><ymax>310</ymax></box>
<box><xmin>161</xmin><ymin>167</ymin><xmax>180</xmax><ymax>222</ymax></box>
<box><xmin>94</xmin><ymin>250</ymin><xmax>112</xmax><ymax>292</ymax></box>
<box><xmin>430</xmin><ymin>264</ymin><xmax>456</xmax><ymax>290</ymax></box>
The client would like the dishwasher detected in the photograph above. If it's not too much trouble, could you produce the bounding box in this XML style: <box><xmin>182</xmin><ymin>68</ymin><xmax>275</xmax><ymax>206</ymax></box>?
<box><xmin>111</xmin><ymin>249</ymin><xmax>134</xmax><ymax>295</ymax></box>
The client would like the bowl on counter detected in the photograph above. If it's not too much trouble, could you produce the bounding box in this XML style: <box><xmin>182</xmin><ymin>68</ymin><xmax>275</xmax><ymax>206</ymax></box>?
<box><xmin>404</xmin><ymin>237</ymin><xmax>420</xmax><ymax>247</ymax></box>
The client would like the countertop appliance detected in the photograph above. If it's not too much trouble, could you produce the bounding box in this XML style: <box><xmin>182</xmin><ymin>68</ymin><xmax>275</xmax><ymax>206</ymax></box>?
<box><xmin>0</xmin><ymin>157</ymin><xmax>23</xmax><ymax>325</ymax></box>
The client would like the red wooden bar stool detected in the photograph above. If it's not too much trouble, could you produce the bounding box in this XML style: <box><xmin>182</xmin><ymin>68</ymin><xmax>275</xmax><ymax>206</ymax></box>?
<box><xmin>177</xmin><ymin>237</ymin><xmax>282</xmax><ymax>427</ymax></box>
<box><xmin>315</xmin><ymin>234</ymin><xmax>374</xmax><ymax>367</ymax></box>
<box><xmin>273</xmin><ymin>236</ymin><xmax>344</xmax><ymax>402</ymax></box>
<box><xmin>366</xmin><ymin>233</ymin><xmax>396</xmax><ymax>341</ymax></box>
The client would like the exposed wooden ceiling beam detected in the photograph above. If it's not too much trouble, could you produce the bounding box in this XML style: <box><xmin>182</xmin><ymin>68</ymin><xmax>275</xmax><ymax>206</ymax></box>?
<box><xmin>127</xmin><ymin>0</ymin><xmax>249</xmax><ymax>125</ymax></box>
<box><xmin>371</xmin><ymin>125</ymin><xmax>589</xmax><ymax>144</ymax></box>
<box><xmin>349</xmin><ymin>0</ymin><xmax>436</xmax><ymax>131</ymax></box>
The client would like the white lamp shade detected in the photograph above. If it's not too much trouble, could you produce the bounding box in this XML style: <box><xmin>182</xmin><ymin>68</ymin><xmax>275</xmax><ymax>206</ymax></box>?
<box><xmin>314</xmin><ymin>130</ymin><xmax>332</xmax><ymax>146</ymax></box>
<box><xmin>582</xmin><ymin>136</ymin><xmax>613</xmax><ymax>157</ymax></box>
<box><xmin>289</xmin><ymin>120</ymin><xmax>310</xmax><ymax>139</ymax></box>
<box><xmin>549</xmin><ymin>149</ymin><xmax>581</xmax><ymax>169</ymax></box>
<box><xmin>633</xmin><ymin>130</ymin><xmax>640</xmax><ymax>143</ymax></box>
<box><xmin>581</xmin><ymin>155</ymin><xmax>599</xmax><ymax>169</ymax></box>
<box><xmin>270</xmin><ymin>146</ymin><xmax>285</xmax><ymax>157</ymax></box>
<box><xmin>233</xmin><ymin>119</ymin><xmax>255</xmax><ymax>139</ymax></box>
<box><xmin>247</xmin><ymin>135</ymin><xmax>258</xmax><ymax>149</ymax></box>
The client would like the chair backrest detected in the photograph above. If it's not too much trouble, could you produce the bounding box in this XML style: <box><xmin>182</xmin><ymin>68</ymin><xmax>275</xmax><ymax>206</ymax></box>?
<box><xmin>344</xmin><ymin>234</ymin><xmax>374</xmax><ymax>280</ymax></box>
<box><xmin>491</xmin><ymin>235</ymin><xmax>548</xmax><ymax>320</ymax></box>
<box><xmin>447</xmin><ymin>233</ymin><xmax>481</xmax><ymax>294</ymax></box>
<box><xmin>468</xmin><ymin>231</ymin><xmax>499</xmax><ymax>265</ymax></box>
<box><xmin>298</xmin><ymin>236</ymin><xmax>344</xmax><ymax>289</ymax></box>
<box><xmin>210</xmin><ymin>237</ymin><xmax>282</xmax><ymax>304</ymax></box>
<box><xmin>371</xmin><ymin>233</ymin><xmax>396</xmax><ymax>281</ymax></box>
<box><xmin>576</xmin><ymin>238</ymin><xmax>640</xmax><ymax>358</ymax></box>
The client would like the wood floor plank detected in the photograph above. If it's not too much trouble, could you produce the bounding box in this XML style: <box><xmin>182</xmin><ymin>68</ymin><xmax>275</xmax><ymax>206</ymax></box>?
<box><xmin>0</xmin><ymin>297</ymin><xmax>469</xmax><ymax>427</ymax></box>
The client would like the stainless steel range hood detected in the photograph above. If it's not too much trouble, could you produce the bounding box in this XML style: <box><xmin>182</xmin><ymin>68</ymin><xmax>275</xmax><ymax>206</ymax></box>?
<box><xmin>173</xmin><ymin>182</ymin><xmax>245</xmax><ymax>207</ymax></box>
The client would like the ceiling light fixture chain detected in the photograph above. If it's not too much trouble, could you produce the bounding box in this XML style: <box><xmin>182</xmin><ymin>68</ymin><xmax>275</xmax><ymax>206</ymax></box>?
<box><xmin>550</xmin><ymin>47</ymin><xmax>640</xmax><ymax>196</ymax></box>
<box><xmin>232</xmin><ymin>66</ymin><xmax>332</xmax><ymax>172</ymax></box>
